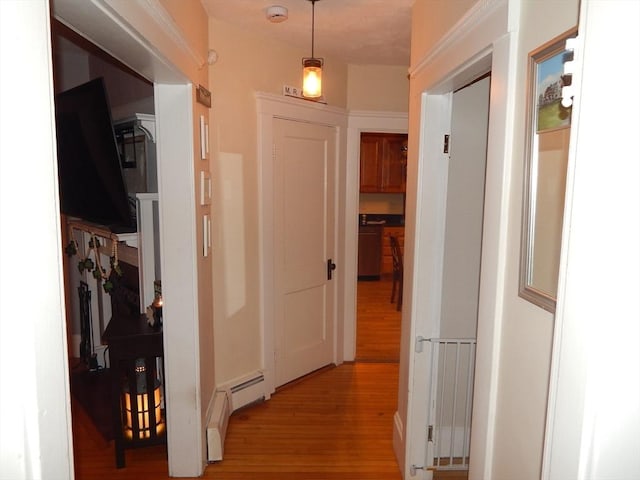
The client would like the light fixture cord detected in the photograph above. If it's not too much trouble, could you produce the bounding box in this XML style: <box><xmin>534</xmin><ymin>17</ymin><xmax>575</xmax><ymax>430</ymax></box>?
<box><xmin>311</xmin><ymin>0</ymin><xmax>316</xmax><ymax>58</ymax></box>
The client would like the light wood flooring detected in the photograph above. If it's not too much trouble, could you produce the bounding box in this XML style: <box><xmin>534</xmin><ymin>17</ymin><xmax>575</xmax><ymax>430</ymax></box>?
<box><xmin>356</xmin><ymin>276</ymin><xmax>402</xmax><ymax>363</ymax></box>
<box><xmin>71</xmin><ymin>277</ymin><xmax>464</xmax><ymax>479</ymax></box>
<box><xmin>72</xmin><ymin>362</ymin><xmax>401</xmax><ymax>480</ymax></box>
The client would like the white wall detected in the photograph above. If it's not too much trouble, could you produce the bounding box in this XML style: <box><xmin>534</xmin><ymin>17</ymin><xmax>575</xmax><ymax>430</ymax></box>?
<box><xmin>347</xmin><ymin>65</ymin><xmax>409</xmax><ymax>111</ymax></box>
<box><xmin>543</xmin><ymin>1</ymin><xmax>640</xmax><ymax>478</ymax></box>
<box><xmin>491</xmin><ymin>2</ymin><xmax>578</xmax><ymax>479</ymax></box>
<box><xmin>0</xmin><ymin>1</ymin><xmax>74</xmax><ymax>478</ymax></box>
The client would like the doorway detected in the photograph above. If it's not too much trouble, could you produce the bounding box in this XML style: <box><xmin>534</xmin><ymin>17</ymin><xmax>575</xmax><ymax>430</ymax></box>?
<box><xmin>52</xmin><ymin>19</ymin><xmax>155</xmax><ymax>358</ymax></box>
<box><xmin>356</xmin><ymin>277</ymin><xmax>402</xmax><ymax>362</ymax></box>
<box><xmin>424</xmin><ymin>74</ymin><xmax>491</xmax><ymax>474</ymax></box>
<box><xmin>356</xmin><ymin>130</ymin><xmax>407</xmax><ymax>363</ymax></box>
<box><xmin>50</xmin><ymin>1</ymin><xmax>207</xmax><ymax>475</ymax></box>
<box><xmin>51</xmin><ymin>16</ymin><xmax>160</xmax><ymax>458</ymax></box>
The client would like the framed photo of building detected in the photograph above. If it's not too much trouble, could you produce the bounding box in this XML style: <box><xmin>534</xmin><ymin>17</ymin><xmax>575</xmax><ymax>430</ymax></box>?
<box><xmin>534</xmin><ymin>42</ymin><xmax>573</xmax><ymax>132</ymax></box>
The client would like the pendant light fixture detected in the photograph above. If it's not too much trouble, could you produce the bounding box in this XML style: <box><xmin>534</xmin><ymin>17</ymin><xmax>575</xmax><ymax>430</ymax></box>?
<box><xmin>302</xmin><ymin>0</ymin><xmax>323</xmax><ymax>98</ymax></box>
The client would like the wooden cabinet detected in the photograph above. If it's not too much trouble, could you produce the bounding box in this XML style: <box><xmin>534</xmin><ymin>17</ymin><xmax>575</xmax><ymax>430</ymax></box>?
<box><xmin>359</xmin><ymin>133</ymin><xmax>408</xmax><ymax>193</ymax></box>
<box><xmin>103</xmin><ymin>313</ymin><xmax>165</xmax><ymax>468</ymax></box>
<box><xmin>381</xmin><ymin>226</ymin><xmax>405</xmax><ymax>275</ymax></box>
<box><xmin>358</xmin><ymin>225</ymin><xmax>383</xmax><ymax>278</ymax></box>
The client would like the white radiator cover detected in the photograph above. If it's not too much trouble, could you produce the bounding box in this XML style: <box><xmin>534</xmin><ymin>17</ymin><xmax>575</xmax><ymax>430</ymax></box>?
<box><xmin>206</xmin><ymin>391</ymin><xmax>230</xmax><ymax>462</ymax></box>
<box><xmin>207</xmin><ymin>372</ymin><xmax>266</xmax><ymax>462</ymax></box>
<box><xmin>229</xmin><ymin>373</ymin><xmax>265</xmax><ymax>410</ymax></box>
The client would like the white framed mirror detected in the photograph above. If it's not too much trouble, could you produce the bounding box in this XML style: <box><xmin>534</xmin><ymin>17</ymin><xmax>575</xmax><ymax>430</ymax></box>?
<box><xmin>519</xmin><ymin>28</ymin><xmax>577</xmax><ymax>313</ymax></box>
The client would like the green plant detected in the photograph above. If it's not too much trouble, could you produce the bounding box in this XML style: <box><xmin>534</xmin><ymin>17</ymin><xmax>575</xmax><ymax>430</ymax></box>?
<box><xmin>65</xmin><ymin>234</ymin><xmax>122</xmax><ymax>293</ymax></box>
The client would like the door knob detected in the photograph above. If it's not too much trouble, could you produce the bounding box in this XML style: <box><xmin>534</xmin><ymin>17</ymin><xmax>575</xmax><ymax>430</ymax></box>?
<box><xmin>327</xmin><ymin>259</ymin><xmax>337</xmax><ymax>280</ymax></box>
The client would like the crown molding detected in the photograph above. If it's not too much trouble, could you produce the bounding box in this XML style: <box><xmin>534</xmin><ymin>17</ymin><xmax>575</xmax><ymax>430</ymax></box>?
<box><xmin>135</xmin><ymin>0</ymin><xmax>206</xmax><ymax>68</ymax></box>
<box><xmin>410</xmin><ymin>0</ymin><xmax>507</xmax><ymax>79</ymax></box>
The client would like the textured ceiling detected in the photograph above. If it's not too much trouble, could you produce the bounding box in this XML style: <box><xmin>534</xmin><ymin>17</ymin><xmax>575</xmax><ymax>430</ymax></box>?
<box><xmin>201</xmin><ymin>0</ymin><xmax>412</xmax><ymax>66</ymax></box>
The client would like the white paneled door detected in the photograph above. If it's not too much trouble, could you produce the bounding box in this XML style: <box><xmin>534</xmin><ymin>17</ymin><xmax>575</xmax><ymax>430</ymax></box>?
<box><xmin>273</xmin><ymin>118</ymin><xmax>336</xmax><ymax>387</ymax></box>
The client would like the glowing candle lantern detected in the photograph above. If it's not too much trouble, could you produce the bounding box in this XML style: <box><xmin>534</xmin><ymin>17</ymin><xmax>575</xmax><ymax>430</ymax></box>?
<box><xmin>122</xmin><ymin>358</ymin><xmax>165</xmax><ymax>440</ymax></box>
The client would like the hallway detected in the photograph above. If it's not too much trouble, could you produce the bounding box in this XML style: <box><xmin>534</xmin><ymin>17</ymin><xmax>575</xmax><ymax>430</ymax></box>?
<box><xmin>206</xmin><ymin>277</ymin><xmax>402</xmax><ymax>478</ymax></box>
<box><xmin>207</xmin><ymin>362</ymin><xmax>401</xmax><ymax>479</ymax></box>
<box><xmin>72</xmin><ymin>278</ymin><xmax>403</xmax><ymax>479</ymax></box>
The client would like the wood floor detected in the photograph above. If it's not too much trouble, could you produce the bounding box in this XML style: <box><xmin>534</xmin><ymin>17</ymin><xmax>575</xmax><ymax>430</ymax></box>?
<box><xmin>71</xmin><ymin>277</ymin><xmax>462</xmax><ymax>479</ymax></box>
<box><xmin>72</xmin><ymin>362</ymin><xmax>401</xmax><ymax>479</ymax></box>
<box><xmin>356</xmin><ymin>276</ymin><xmax>402</xmax><ymax>363</ymax></box>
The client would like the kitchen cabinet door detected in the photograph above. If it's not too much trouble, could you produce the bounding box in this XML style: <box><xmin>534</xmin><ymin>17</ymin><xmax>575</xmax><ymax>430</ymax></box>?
<box><xmin>381</xmin><ymin>134</ymin><xmax>407</xmax><ymax>193</ymax></box>
<box><xmin>359</xmin><ymin>134</ymin><xmax>383</xmax><ymax>192</ymax></box>
<box><xmin>359</xmin><ymin>133</ymin><xmax>407</xmax><ymax>193</ymax></box>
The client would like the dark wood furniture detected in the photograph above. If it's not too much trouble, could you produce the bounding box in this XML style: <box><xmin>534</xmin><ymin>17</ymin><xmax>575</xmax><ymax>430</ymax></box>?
<box><xmin>102</xmin><ymin>313</ymin><xmax>165</xmax><ymax>468</ymax></box>
<box><xmin>381</xmin><ymin>226</ymin><xmax>405</xmax><ymax>275</ymax></box>
<box><xmin>358</xmin><ymin>224</ymin><xmax>383</xmax><ymax>279</ymax></box>
<box><xmin>389</xmin><ymin>235</ymin><xmax>404</xmax><ymax>311</ymax></box>
<box><xmin>359</xmin><ymin>133</ymin><xmax>408</xmax><ymax>193</ymax></box>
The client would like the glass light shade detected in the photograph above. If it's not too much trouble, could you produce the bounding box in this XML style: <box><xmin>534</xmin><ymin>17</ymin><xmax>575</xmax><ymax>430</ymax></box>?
<box><xmin>302</xmin><ymin>58</ymin><xmax>323</xmax><ymax>98</ymax></box>
<box><xmin>123</xmin><ymin>382</ymin><xmax>164</xmax><ymax>440</ymax></box>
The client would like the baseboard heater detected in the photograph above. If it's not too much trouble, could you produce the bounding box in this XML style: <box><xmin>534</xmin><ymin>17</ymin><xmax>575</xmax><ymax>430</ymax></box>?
<box><xmin>206</xmin><ymin>391</ymin><xmax>230</xmax><ymax>462</ymax></box>
<box><xmin>206</xmin><ymin>372</ymin><xmax>265</xmax><ymax>462</ymax></box>
<box><xmin>229</xmin><ymin>373</ymin><xmax>265</xmax><ymax>410</ymax></box>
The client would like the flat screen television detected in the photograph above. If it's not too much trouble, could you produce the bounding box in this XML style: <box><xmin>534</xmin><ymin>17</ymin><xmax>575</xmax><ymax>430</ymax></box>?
<box><xmin>55</xmin><ymin>78</ymin><xmax>135</xmax><ymax>232</ymax></box>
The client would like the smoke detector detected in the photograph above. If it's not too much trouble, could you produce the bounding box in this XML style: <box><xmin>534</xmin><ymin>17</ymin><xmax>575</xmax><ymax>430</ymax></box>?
<box><xmin>266</xmin><ymin>5</ymin><xmax>288</xmax><ymax>23</ymax></box>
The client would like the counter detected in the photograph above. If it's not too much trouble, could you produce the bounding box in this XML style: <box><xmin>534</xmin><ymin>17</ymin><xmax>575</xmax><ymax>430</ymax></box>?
<box><xmin>359</xmin><ymin>213</ymin><xmax>404</xmax><ymax>226</ymax></box>
<box><xmin>357</xmin><ymin>214</ymin><xmax>406</xmax><ymax>277</ymax></box>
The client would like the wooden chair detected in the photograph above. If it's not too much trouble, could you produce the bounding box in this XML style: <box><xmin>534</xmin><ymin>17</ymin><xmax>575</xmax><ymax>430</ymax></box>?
<box><xmin>389</xmin><ymin>235</ymin><xmax>403</xmax><ymax>311</ymax></box>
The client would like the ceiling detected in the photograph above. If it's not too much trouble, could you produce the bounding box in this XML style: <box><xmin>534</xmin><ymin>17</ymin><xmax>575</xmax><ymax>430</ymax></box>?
<box><xmin>201</xmin><ymin>0</ymin><xmax>413</xmax><ymax>66</ymax></box>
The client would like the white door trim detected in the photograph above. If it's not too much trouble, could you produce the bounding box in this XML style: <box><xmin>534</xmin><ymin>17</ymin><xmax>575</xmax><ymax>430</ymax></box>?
<box><xmin>0</xmin><ymin>3</ymin><xmax>74</xmax><ymax>477</ymax></box>
<box><xmin>401</xmin><ymin>1</ymin><xmax>514</xmax><ymax>477</ymax></box>
<box><xmin>256</xmin><ymin>92</ymin><xmax>347</xmax><ymax>395</ymax></box>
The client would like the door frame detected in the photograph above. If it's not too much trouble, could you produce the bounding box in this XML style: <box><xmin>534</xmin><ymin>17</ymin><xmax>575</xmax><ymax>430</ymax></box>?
<box><xmin>344</xmin><ymin>111</ymin><xmax>408</xmax><ymax>361</ymax></box>
<box><xmin>423</xmin><ymin>74</ymin><xmax>491</xmax><ymax>471</ymax></box>
<box><xmin>272</xmin><ymin>118</ymin><xmax>337</xmax><ymax>387</ymax></box>
<box><xmin>256</xmin><ymin>92</ymin><xmax>347</xmax><ymax>395</ymax></box>
<box><xmin>50</xmin><ymin>0</ymin><xmax>208</xmax><ymax>475</ymax></box>
<box><xmin>407</xmin><ymin>61</ymin><xmax>504</xmax><ymax>480</ymax></box>
<box><xmin>400</xmin><ymin>1</ymin><xmax>515</xmax><ymax>477</ymax></box>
